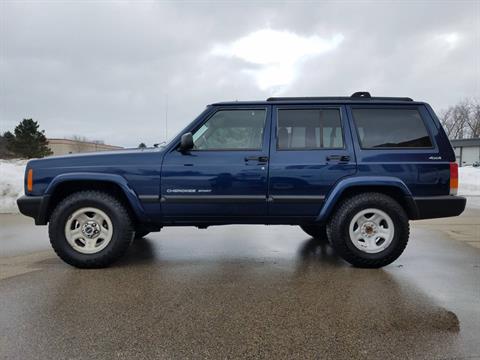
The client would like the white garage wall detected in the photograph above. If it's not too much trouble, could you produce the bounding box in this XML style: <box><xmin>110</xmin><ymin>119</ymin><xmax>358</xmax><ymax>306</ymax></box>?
<box><xmin>461</xmin><ymin>146</ymin><xmax>480</xmax><ymax>166</ymax></box>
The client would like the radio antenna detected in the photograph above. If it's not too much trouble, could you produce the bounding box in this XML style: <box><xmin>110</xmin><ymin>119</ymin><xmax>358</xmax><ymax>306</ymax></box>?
<box><xmin>165</xmin><ymin>93</ymin><xmax>169</xmax><ymax>142</ymax></box>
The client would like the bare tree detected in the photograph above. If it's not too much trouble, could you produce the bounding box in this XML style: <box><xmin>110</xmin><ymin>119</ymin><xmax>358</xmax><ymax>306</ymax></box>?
<box><xmin>439</xmin><ymin>98</ymin><xmax>480</xmax><ymax>139</ymax></box>
<box><xmin>70</xmin><ymin>135</ymin><xmax>89</xmax><ymax>153</ymax></box>
<box><xmin>466</xmin><ymin>99</ymin><xmax>480</xmax><ymax>138</ymax></box>
<box><xmin>439</xmin><ymin>107</ymin><xmax>457</xmax><ymax>138</ymax></box>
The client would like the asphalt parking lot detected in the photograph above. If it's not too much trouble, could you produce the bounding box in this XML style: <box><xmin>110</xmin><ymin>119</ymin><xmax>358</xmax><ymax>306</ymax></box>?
<box><xmin>1</xmin><ymin>200</ymin><xmax>479</xmax><ymax>359</ymax></box>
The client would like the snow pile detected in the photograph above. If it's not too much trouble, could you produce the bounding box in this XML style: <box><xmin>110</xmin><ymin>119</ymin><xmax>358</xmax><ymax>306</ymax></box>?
<box><xmin>0</xmin><ymin>159</ymin><xmax>479</xmax><ymax>213</ymax></box>
<box><xmin>0</xmin><ymin>159</ymin><xmax>28</xmax><ymax>213</ymax></box>
<box><xmin>458</xmin><ymin>166</ymin><xmax>480</xmax><ymax>196</ymax></box>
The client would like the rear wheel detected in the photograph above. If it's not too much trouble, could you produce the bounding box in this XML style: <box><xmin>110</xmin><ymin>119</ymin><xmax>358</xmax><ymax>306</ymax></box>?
<box><xmin>327</xmin><ymin>193</ymin><xmax>409</xmax><ymax>268</ymax></box>
<box><xmin>48</xmin><ymin>191</ymin><xmax>134</xmax><ymax>268</ymax></box>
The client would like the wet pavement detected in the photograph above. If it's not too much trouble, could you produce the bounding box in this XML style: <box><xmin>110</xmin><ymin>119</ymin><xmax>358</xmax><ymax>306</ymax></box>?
<box><xmin>1</xmin><ymin>205</ymin><xmax>479</xmax><ymax>359</ymax></box>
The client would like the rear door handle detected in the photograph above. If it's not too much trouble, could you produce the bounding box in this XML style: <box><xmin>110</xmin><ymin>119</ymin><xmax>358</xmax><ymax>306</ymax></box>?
<box><xmin>326</xmin><ymin>155</ymin><xmax>350</xmax><ymax>162</ymax></box>
<box><xmin>245</xmin><ymin>156</ymin><xmax>269</xmax><ymax>163</ymax></box>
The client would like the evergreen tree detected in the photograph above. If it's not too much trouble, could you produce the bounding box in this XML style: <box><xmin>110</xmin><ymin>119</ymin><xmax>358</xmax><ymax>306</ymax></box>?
<box><xmin>7</xmin><ymin>119</ymin><xmax>53</xmax><ymax>158</ymax></box>
<box><xmin>0</xmin><ymin>132</ymin><xmax>15</xmax><ymax>158</ymax></box>
<box><xmin>138</xmin><ymin>142</ymin><xmax>147</xmax><ymax>148</ymax></box>
<box><xmin>3</xmin><ymin>131</ymin><xmax>14</xmax><ymax>141</ymax></box>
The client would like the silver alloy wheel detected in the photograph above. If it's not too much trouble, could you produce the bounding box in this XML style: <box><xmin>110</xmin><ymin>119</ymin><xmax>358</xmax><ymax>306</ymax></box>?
<box><xmin>64</xmin><ymin>207</ymin><xmax>113</xmax><ymax>254</ymax></box>
<box><xmin>348</xmin><ymin>208</ymin><xmax>394</xmax><ymax>254</ymax></box>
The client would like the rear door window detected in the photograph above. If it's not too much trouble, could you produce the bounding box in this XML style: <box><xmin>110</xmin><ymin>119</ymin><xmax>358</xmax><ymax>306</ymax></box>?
<box><xmin>351</xmin><ymin>108</ymin><xmax>433</xmax><ymax>149</ymax></box>
<box><xmin>277</xmin><ymin>108</ymin><xmax>344</xmax><ymax>150</ymax></box>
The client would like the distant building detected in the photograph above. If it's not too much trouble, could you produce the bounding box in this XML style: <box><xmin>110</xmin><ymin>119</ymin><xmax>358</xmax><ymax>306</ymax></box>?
<box><xmin>450</xmin><ymin>138</ymin><xmax>480</xmax><ymax>166</ymax></box>
<box><xmin>47</xmin><ymin>138</ymin><xmax>123</xmax><ymax>156</ymax></box>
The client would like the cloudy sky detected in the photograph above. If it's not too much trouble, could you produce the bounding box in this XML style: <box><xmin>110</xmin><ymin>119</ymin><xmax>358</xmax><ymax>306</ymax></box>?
<box><xmin>1</xmin><ymin>0</ymin><xmax>479</xmax><ymax>147</ymax></box>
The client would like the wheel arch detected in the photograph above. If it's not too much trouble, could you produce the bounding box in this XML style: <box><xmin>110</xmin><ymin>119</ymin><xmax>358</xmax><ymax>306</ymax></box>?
<box><xmin>316</xmin><ymin>176</ymin><xmax>418</xmax><ymax>223</ymax></box>
<box><xmin>45</xmin><ymin>173</ymin><xmax>147</xmax><ymax>224</ymax></box>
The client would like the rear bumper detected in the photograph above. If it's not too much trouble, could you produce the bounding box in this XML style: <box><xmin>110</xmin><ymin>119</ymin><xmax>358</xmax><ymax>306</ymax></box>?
<box><xmin>17</xmin><ymin>195</ymin><xmax>50</xmax><ymax>225</ymax></box>
<box><xmin>412</xmin><ymin>195</ymin><xmax>466</xmax><ymax>220</ymax></box>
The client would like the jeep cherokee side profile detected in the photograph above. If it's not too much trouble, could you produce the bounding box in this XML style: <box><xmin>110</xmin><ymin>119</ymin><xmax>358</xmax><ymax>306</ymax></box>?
<box><xmin>17</xmin><ymin>92</ymin><xmax>466</xmax><ymax>268</ymax></box>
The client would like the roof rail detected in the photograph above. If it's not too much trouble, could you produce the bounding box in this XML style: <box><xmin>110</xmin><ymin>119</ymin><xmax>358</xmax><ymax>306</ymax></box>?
<box><xmin>266</xmin><ymin>92</ymin><xmax>413</xmax><ymax>102</ymax></box>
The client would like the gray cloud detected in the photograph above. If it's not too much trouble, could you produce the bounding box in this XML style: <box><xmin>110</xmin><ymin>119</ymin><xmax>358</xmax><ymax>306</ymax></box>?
<box><xmin>1</xmin><ymin>0</ymin><xmax>479</xmax><ymax>147</ymax></box>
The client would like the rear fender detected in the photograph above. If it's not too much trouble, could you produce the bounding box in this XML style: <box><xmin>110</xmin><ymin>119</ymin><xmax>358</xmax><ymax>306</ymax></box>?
<box><xmin>316</xmin><ymin>176</ymin><xmax>413</xmax><ymax>222</ymax></box>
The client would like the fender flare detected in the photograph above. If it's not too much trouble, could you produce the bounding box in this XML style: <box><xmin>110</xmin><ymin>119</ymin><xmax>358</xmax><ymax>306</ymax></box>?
<box><xmin>316</xmin><ymin>176</ymin><xmax>414</xmax><ymax>222</ymax></box>
<box><xmin>45</xmin><ymin>172</ymin><xmax>147</xmax><ymax>220</ymax></box>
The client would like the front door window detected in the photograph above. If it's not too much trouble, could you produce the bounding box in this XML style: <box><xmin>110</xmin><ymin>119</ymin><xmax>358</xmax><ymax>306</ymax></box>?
<box><xmin>192</xmin><ymin>109</ymin><xmax>266</xmax><ymax>150</ymax></box>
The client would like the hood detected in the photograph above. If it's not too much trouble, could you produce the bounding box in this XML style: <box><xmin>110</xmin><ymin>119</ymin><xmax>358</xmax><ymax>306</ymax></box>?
<box><xmin>27</xmin><ymin>147</ymin><xmax>165</xmax><ymax>169</ymax></box>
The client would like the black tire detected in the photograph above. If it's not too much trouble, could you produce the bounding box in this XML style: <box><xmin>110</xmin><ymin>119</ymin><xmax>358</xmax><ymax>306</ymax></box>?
<box><xmin>134</xmin><ymin>230</ymin><xmax>150</xmax><ymax>239</ymax></box>
<box><xmin>300</xmin><ymin>225</ymin><xmax>328</xmax><ymax>242</ymax></box>
<box><xmin>48</xmin><ymin>191</ymin><xmax>134</xmax><ymax>268</ymax></box>
<box><xmin>326</xmin><ymin>192</ymin><xmax>409</xmax><ymax>268</ymax></box>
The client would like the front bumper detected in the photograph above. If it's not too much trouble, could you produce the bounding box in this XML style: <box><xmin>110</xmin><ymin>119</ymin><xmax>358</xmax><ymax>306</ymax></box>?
<box><xmin>17</xmin><ymin>195</ymin><xmax>50</xmax><ymax>225</ymax></box>
<box><xmin>412</xmin><ymin>195</ymin><xmax>466</xmax><ymax>220</ymax></box>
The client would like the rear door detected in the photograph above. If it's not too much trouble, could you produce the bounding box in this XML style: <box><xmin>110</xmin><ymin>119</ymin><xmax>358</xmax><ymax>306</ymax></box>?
<box><xmin>268</xmin><ymin>105</ymin><xmax>356</xmax><ymax>219</ymax></box>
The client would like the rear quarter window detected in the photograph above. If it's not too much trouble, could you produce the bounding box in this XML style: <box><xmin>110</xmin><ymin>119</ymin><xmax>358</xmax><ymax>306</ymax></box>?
<box><xmin>352</xmin><ymin>108</ymin><xmax>433</xmax><ymax>149</ymax></box>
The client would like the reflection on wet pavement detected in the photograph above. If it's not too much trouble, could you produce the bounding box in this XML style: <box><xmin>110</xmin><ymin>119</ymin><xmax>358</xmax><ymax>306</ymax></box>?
<box><xmin>1</xmin><ymin>218</ymin><xmax>479</xmax><ymax>359</ymax></box>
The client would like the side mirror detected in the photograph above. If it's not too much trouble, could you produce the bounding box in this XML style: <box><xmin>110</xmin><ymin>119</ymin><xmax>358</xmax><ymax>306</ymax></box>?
<box><xmin>179</xmin><ymin>132</ymin><xmax>194</xmax><ymax>152</ymax></box>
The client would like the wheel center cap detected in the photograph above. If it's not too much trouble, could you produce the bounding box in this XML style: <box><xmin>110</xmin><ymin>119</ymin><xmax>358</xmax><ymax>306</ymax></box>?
<box><xmin>361</xmin><ymin>222</ymin><xmax>377</xmax><ymax>237</ymax></box>
<box><xmin>81</xmin><ymin>221</ymin><xmax>100</xmax><ymax>239</ymax></box>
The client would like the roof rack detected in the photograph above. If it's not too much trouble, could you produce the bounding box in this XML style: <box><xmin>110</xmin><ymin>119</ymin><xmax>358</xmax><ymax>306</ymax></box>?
<box><xmin>266</xmin><ymin>92</ymin><xmax>413</xmax><ymax>102</ymax></box>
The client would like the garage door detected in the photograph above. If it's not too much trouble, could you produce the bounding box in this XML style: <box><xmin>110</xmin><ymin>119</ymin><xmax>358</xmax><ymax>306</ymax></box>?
<box><xmin>461</xmin><ymin>146</ymin><xmax>480</xmax><ymax>166</ymax></box>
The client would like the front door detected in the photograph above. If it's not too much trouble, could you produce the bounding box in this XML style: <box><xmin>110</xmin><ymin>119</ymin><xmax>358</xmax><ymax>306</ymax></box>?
<box><xmin>268</xmin><ymin>105</ymin><xmax>356</xmax><ymax>219</ymax></box>
<box><xmin>161</xmin><ymin>106</ymin><xmax>271</xmax><ymax>221</ymax></box>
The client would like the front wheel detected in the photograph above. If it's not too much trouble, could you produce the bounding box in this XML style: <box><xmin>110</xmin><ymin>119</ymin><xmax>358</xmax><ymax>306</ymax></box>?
<box><xmin>327</xmin><ymin>193</ymin><xmax>409</xmax><ymax>268</ymax></box>
<box><xmin>48</xmin><ymin>191</ymin><xmax>134</xmax><ymax>268</ymax></box>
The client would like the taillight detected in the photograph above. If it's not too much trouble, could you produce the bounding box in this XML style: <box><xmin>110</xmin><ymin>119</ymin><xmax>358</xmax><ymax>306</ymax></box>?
<box><xmin>450</xmin><ymin>162</ymin><xmax>458</xmax><ymax>195</ymax></box>
<box><xmin>27</xmin><ymin>169</ymin><xmax>33</xmax><ymax>192</ymax></box>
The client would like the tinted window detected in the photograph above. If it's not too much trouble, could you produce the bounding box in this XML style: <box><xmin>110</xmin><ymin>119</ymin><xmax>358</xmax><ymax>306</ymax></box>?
<box><xmin>277</xmin><ymin>109</ymin><xmax>344</xmax><ymax>150</ymax></box>
<box><xmin>192</xmin><ymin>109</ymin><xmax>266</xmax><ymax>150</ymax></box>
<box><xmin>352</xmin><ymin>108</ymin><xmax>432</xmax><ymax>148</ymax></box>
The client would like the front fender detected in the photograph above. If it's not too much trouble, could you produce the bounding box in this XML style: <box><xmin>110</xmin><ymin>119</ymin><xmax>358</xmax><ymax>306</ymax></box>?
<box><xmin>45</xmin><ymin>172</ymin><xmax>147</xmax><ymax>220</ymax></box>
<box><xmin>316</xmin><ymin>176</ymin><xmax>413</xmax><ymax>222</ymax></box>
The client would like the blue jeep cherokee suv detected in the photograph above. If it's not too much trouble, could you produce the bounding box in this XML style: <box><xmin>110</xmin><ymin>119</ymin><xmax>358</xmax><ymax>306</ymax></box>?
<box><xmin>17</xmin><ymin>92</ymin><xmax>466</xmax><ymax>268</ymax></box>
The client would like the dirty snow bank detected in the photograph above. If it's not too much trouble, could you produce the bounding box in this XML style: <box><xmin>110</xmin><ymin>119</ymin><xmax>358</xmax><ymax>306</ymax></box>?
<box><xmin>0</xmin><ymin>159</ymin><xmax>28</xmax><ymax>213</ymax></box>
<box><xmin>0</xmin><ymin>160</ymin><xmax>480</xmax><ymax>213</ymax></box>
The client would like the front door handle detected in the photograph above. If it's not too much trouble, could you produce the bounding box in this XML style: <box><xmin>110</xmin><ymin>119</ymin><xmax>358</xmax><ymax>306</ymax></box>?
<box><xmin>326</xmin><ymin>155</ymin><xmax>351</xmax><ymax>162</ymax></box>
<box><xmin>245</xmin><ymin>155</ymin><xmax>269</xmax><ymax>163</ymax></box>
